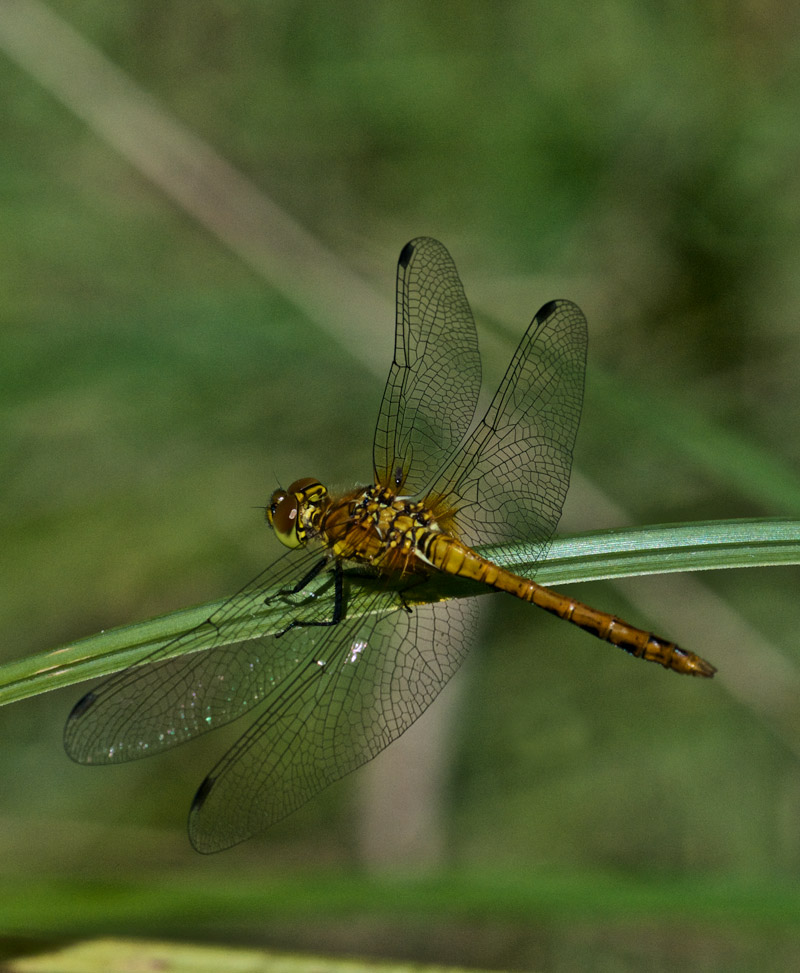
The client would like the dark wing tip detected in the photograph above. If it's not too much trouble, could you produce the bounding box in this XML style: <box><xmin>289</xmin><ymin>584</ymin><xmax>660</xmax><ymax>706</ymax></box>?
<box><xmin>534</xmin><ymin>299</ymin><xmax>558</xmax><ymax>324</ymax></box>
<box><xmin>398</xmin><ymin>240</ymin><xmax>415</xmax><ymax>268</ymax></box>
<box><xmin>190</xmin><ymin>774</ymin><xmax>216</xmax><ymax>814</ymax></box>
<box><xmin>189</xmin><ymin>775</ymin><xmax>225</xmax><ymax>854</ymax></box>
<box><xmin>64</xmin><ymin>690</ymin><xmax>99</xmax><ymax>761</ymax></box>
<box><xmin>67</xmin><ymin>690</ymin><xmax>97</xmax><ymax>722</ymax></box>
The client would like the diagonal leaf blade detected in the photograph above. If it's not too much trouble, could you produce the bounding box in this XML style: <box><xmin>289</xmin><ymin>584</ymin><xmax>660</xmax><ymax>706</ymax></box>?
<box><xmin>1</xmin><ymin>517</ymin><xmax>798</xmax><ymax>708</ymax></box>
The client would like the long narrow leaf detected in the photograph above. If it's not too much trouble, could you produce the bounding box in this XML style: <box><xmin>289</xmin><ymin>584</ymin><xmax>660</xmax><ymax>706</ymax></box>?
<box><xmin>1</xmin><ymin>517</ymin><xmax>797</xmax><ymax>708</ymax></box>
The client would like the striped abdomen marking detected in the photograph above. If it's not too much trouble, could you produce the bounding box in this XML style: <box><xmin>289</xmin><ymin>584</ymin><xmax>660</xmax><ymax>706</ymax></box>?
<box><xmin>423</xmin><ymin>534</ymin><xmax>715</xmax><ymax>678</ymax></box>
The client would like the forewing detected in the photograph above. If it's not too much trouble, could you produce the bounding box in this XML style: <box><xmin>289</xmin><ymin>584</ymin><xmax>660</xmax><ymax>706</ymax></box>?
<box><xmin>63</xmin><ymin>547</ymin><xmax>336</xmax><ymax>764</ymax></box>
<box><xmin>373</xmin><ymin>237</ymin><xmax>481</xmax><ymax>494</ymax></box>
<box><xmin>188</xmin><ymin>586</ymin><xmax>478</xmax><ymax>852</ymax></box>
<box><xmin>431</xmin><ymin>299</ymin><xmax>587</xmax><ymax>560</ymax></box>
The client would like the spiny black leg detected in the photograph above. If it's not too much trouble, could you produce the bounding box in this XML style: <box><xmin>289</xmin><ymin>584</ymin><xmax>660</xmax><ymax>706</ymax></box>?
<box><xmin>275</xmin><ymin>560</ymin><xmax>345</xmax><ymax>638</ymax></box>
<box><xmin>397</xmin><ymin>576</ymin><xmax>427</xmax><ymax>614</ymax></box>
<box><xmin>330</xmin><ymin>559</ymin><xmax>344</xmax><ymax>624</ymax></box>
<box><xmin>277</xmin><ymin>556</ymin><xmax>329</xmax><ymax>597</ymax></box>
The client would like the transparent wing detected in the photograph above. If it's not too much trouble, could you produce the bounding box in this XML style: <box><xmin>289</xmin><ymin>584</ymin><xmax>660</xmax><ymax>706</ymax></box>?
<box><xmin>373</xmin><ymin>237</ymin><xmax>481</xmax><ymax>494</ymax></box>
<box><xmin>64</xmin><ymin>546</ymin><xmax>337</xmax><ymax>764</ymax></box>
<box><xmin>188</xmin><ymin>590</ymin><xmax>478</xmax><ymax>852</ymax></box>
<box><xmin>430</xmin><ymin>299</ymin><xmax>587</xmax><ymax>561</ymax></box>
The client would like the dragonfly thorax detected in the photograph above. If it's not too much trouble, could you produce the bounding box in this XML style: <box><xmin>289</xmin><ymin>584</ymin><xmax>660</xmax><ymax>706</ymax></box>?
<box><xmin>267</xmin><ymin>477</ymin><xmax>329</xmax><ymax>549</ymax></box>
<box><xmin>317</xmin><ymin>483</ymin><xmax>446</xmax><ymax>576</ymax></box>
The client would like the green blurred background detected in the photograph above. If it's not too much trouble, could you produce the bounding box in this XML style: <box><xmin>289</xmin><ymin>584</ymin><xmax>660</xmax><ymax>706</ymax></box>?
<box><xmin>2</xmin><ymin>1</ymin><xmax>800</xmax><ymax>970</ymax></box>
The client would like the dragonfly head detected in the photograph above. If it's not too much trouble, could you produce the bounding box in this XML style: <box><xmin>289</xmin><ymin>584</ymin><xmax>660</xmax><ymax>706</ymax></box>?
<box><xmin>267</xmin><ymin>477</ymin><xmax>327</xmax><ymax>548</ymax></box>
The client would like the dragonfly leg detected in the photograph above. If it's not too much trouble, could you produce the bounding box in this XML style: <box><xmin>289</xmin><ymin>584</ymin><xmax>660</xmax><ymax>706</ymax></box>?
<box><xmin>396</xmin><ymin>578</ymin><xmax>427</xmax><ymax>615</ymax></box>
<box><xmin>275</xmin><ymin>560</ymin><xmax>344</xmax><ymax>637</ymax></box>
<box><xmin>277</xmin><ymin>556</ymin><xmax>330</xmax><ymax>596</ymax></box>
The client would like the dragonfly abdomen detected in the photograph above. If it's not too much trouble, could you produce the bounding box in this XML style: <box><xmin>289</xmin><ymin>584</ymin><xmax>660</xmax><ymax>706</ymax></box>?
<box><xmin>425</xmin><ymin>534</ymin><xmax>715</xmax><ymax>678</ymax></box>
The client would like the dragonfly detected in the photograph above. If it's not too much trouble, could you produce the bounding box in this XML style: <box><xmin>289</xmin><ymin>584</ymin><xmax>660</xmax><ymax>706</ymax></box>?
<box><xmin>64</xmin><ymin>237</ymin><xmax>716</xmax><ymax>853</ymax></box>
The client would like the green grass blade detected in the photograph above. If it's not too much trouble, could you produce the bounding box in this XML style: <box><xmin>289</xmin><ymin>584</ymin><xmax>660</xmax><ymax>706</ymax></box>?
<box><xmin>1</xmin><ymin>517</ymin><xmax>798</xmax><ymax>708</ymax></box>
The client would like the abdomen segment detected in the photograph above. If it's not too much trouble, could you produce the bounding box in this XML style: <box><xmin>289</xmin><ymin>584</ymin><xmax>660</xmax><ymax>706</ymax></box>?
<box><xmin>425</xmin><ymin>534</ymin><xmax>716</xmax><ymax>678</ymax></box>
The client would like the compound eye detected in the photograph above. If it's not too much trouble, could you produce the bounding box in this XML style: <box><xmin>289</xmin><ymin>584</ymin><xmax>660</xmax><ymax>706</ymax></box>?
<box><xmin>267</xmin><ymin>489</ymin><xmax>302</xmax><ymax>548</ymax></box>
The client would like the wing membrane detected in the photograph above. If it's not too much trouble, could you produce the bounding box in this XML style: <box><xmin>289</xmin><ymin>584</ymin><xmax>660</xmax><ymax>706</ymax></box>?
<box><xmin>64</xmin><ymin>547</ymin><xmax>337</xmax><ymax>764</ymax></box>
<box><xmin>430</xmin><ymin>299</ymin><xmax>587</xmax><ymax>559</ymax></box>
<box><xmin>373</xmin><ymin>237</ymin><xmax>481</xmax><ymax>494</ymax></box>
<box><xmin>65</xmin><ymin>544</ymin><xmax>478</xmax><ymax>853</ymax></box>
<box><xmin>188</xmin><ymin>591</ymin><xmax>477</xmax><ymax>852</ymax></box>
